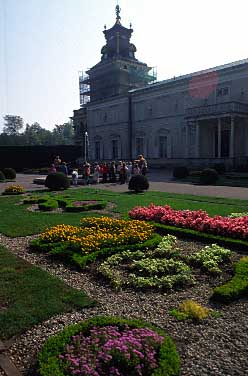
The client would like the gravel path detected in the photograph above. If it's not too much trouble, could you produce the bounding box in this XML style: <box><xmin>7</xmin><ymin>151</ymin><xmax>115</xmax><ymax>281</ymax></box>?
<box><xmin>0</xmin><ymin>234</ymin><xmax>247</xmax><ymax>376</ymax></box>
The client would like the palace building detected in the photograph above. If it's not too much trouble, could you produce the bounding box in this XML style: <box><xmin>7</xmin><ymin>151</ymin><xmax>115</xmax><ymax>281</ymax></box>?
<box><xmin>72</xmin><ymin>5</ymin><xmax>248</xmax><ymax>168</ymax></box>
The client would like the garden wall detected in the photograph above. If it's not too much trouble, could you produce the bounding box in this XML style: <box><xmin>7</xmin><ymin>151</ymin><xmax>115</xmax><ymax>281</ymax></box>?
<box><xmin>0</xmin><ymin>145</ymin><xmax>82</xmax><ymax>170</ymax></box>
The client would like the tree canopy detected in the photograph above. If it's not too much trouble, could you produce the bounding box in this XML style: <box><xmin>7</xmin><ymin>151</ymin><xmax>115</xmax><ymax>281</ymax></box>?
<box><xmin>0</xmin><ymin>116</ymin><xmax>75</xmax><ymax>146</ymax></box>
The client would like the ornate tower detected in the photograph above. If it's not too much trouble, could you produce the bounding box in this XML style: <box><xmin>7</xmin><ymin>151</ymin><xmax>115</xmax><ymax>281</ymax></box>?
<box><xmin>85</xmin><ymin>5</ymin><xmax>156</xmax><ymax>102</ymax></box>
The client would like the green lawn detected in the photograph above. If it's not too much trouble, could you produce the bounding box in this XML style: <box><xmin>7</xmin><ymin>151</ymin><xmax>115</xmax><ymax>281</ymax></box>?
<box><xmin>0</xmin><ymin>245</ymin><xmax>94</xmax><ymax>340</ymax></box>
<box><xmin>1</xmin><ymin>188</ymin><xmax>248</xmax><ymax>236</ymax></box>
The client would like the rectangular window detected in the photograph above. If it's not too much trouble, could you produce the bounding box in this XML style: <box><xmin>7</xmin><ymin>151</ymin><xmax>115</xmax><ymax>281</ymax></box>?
<box><xmin>95</xmin><ymin>141</ymin><xmax>100</xmax><ymax>160</ymax></box>
<box><xmin>216</xmin><ymin>87</ymin><xmax>229</xmax><ymax>97</ymax></box>
<box><xmin>112</xmin><ymin>140</ymin><xmax>118</xmax><ymax>159</ymax></box>
<box><xmin>159</xmin><ymin>136</ymin><xmax>167</xmax><ymax>158</ymax></box>
<box><xmin>214</xmin><ymin>128</ymin><xmax>230</xmax><ymax>157</ymax></box>
<box><xmin>136</xmin><ymin>138</ymin><xmax>144</xmax><ymax>156</ymax></box>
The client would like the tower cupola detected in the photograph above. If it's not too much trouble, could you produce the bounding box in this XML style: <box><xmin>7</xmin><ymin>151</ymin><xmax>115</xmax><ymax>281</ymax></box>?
<box><xmin>85</xmin><ymin>5</ymin><xmax>156</xmax><ymax>102</ymax></box>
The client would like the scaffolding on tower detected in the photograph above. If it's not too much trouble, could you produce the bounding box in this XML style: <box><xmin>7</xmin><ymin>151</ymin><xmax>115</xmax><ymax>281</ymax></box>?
<box><xmin>78</xmin><ymin>71</ymin><xmax>90</xmax><ymax>107</ymax></box>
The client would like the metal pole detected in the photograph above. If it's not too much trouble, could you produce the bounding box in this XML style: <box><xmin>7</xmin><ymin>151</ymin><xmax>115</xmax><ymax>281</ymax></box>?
<box><xmin>84</xmin><ymin>131</ymin><xmax>88</xmax><ymax>162</ymax></box>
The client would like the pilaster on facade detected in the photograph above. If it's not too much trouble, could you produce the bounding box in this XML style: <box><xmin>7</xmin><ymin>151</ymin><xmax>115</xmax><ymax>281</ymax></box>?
<box><xmin>230</xmin><ymin>116</ymin><xmax>235</xmax><ymax>158</ymax></box>
<box><xmin>217</xmin><ymin>118</ymin><xmax>222</xmax><ymax>158</ymax></box>
<box><xmin>195</xmin><ymin>121</ymin><xmax>200</xmax><ymax>158</ymax></box>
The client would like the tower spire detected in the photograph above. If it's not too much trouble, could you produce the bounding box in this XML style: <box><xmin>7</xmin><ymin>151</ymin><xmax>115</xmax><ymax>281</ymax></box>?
<box><xmin>115</xmin><ymin>3</ymin><xmax>121</xmax><ymax>24</ymax></box>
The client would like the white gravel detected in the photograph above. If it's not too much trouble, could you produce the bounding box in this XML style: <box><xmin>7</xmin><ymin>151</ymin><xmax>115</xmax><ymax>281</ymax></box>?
<box><xmin>0</xmin><ymin>234</ymin><xmax>247</xmax><ymax>376</ymax></box>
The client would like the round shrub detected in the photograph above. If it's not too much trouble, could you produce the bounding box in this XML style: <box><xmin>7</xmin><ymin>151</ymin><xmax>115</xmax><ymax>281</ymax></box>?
<box><xmin>200</xmin><ymin>168</ymin><xmax>218</xmax><ymax>185</ymax></box>
<box><xmin>2</xmin><ymin>167</ymin><xmax>16</xmax><ymax>180</ymax></box>
<box><xmin>213</xmin><ymin>163</ymin><xmax>226</xmax><ymax>175</ymax></box>
<box><xmin>173</xmin><ymin>166</ymin><xmax>189</xmax><ymax>179</ymax></box>
<box><xmin>0</xmin><ymin>171</ymin><xmax>5</xmax><ymax>182</ymax></box>
<box><xmin>128</xmin><ymin>175</ymin><xmax>149</xmax><ymax>193</ymax></box>
<box><xmin>45</xmin><ymin>172</ymin><xmax>70</xmax><ymax>191</ymax></box>
<box><xmin>37</xmin><ymin>316</ymin><xmax>180</xmax><ymax>376</ymax></box>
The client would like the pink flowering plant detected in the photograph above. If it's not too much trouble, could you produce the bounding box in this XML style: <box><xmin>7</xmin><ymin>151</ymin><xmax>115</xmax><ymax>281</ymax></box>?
<box><xmin>37</xmin><ymin>317</ymin><xmax>180</xmax><ymax>376</ymax></box>
<box><xmin>129</xmin><ymin>204</ymin><xmax>248</xmax><ymax>240</ymax></box>
<box><xmin>59</xmin><ymin>325</ymin><xmax>164</xmax><ymax>375</ymax></box>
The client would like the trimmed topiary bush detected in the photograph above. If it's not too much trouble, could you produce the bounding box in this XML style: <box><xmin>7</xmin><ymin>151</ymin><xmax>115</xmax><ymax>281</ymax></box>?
<box><xmin>211</xmin><ymin>256</ymin><xmax>248</xmax><ymax>303</ymax></box>
<box><xmin>2</xmin><ymin>167</ymin><xmax>16</xmax><ymax>180</ymax></box>
<box><xmin>213</xmin><ymin>163</ymin><xmax>226</xmax><ymax>175</ymax></box>
<box><xmin>0</xmin><ymin>171</ymin><xmax>5</xmax><ymax>182</ymax></box>
<box><xmin>38</xmin><ymin>199</ymin><xmax>59</xmax><ymax>211</ymax></box>
<box><xmin>128</xmin><ymin>175</ymin><xmax>149</xmax><ymax>193</ymax></box>
<box><xmin>37</xmin><ymin>316</ymin><xmax>180</xmax><ymax>376</ymax></box>
<box><xmin>45</xmin><ymin>172</ymin><xmax>70</xmax><ymax>191</ymax></box>
<box><xmin>200</xmin><ymin>168</ymin><xmax>218</xmax><ymax>185</ymax></box>
<box><xmin>65</xmin><ymin>200</ymin><xmax>107</xmax><ymax>212</ymax></box>
<box><xmin>173</xmin><ymin>166</ymin><xmax>189</xmax><ymax>179</ymax></box>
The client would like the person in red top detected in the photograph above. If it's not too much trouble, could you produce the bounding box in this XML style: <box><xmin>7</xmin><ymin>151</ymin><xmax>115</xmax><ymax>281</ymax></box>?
<box><xmin>101</xmin><ymin>162</ymin><xmax>108</xmax><ymax>183</ymax></box>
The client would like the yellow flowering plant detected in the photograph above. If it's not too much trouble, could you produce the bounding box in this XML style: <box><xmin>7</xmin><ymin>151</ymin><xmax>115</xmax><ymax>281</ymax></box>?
<box><xmin>3</xmin><ymin>185</ymin><xmax>25</xmax><ymax>195</ymax></box>
<box><xmin>32</xmin><ymin>217</ymin><xmax>155</xmax><ymax>267</ymax></box>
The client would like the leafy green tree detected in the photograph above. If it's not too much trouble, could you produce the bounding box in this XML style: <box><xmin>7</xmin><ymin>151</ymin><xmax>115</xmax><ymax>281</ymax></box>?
<box><xmin>3</xmin><ymin>115</ymin><xmax>24</xmax><ymax>135</ymax></box>
<box><xmin>52</xmin><ymin>121</ymin><xmax>74</xmax><ymax>144</ymax></box>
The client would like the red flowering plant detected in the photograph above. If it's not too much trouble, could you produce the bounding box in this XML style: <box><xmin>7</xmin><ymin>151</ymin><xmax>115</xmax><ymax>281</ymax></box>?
<box><xmin>129</xmin><ymin>204</ymin><xmax>248</xmax><ymax>240</ymax></box>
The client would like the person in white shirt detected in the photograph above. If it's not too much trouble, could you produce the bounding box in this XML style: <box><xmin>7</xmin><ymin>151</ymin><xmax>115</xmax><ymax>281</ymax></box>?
<box><xmin>71</xmin><ymin>168</ymin><xmax>79</xmax><ymax>185</ymax></box>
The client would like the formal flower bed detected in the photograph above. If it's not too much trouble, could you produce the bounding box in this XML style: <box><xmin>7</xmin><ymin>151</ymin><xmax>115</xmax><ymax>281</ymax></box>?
<box><xmin>30</xmin><ymin>217</ymin><xmax>154</xmax><ymax>267</ymax></box>
<box><xmin>23</xmin><ymin>194</ymin><xmax>107</xmax><ymax>212</ymax></box>
<box><xmin>65</xmin><ymin>200</ymin><xmax>107</xmax><ymax>212</ymax></box>
<box><xmin>129</xmin><ymin>204</ymin><xmax>248</xmax><ymax>240</ymax></box>
<box><xmin>98</xmin><ymin>235</ymin><xmax>232</xmax><ymax>290</ymax></box>
<box><xmin>2</xmin><ymin>184</ymin><xmax>25</xmax><ymax>195</ymax></box>
<box><xmin>37</xmin><ymin>316</ymin><xmax>180</xmax><ymax>376</ymax></box>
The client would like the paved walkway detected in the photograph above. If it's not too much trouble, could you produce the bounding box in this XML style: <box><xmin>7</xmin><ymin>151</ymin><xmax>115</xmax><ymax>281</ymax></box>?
<box><xmin>0</xmin><ymin>171</ymin><xmax>248</xmax><ymax>200</ymax></box>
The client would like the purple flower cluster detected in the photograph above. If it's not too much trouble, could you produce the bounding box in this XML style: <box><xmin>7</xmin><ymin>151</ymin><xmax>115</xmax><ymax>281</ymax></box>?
<box><xmin>59</xmin><ymin>325</ymin><xmax>164</xmax><ymax>375</ymax></box>
<box><xmin>73</xmin><ymin>201</ymin><xmax>97</xmax><ymax>207</ymax></box>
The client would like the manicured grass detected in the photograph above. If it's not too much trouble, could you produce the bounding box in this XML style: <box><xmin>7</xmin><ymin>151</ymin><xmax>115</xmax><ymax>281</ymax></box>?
<box><xmin>0</xmin><ymin>245</ymin><xmax>94</xmax><ymax>340</ymax></box>
<box><xmin>1</xmin><ymin>188</ymin><xmax>248</xmax><ymax>236</ymax></box>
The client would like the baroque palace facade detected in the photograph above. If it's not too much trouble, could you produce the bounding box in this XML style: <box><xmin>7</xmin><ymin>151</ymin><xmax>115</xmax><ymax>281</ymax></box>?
<box><xmin>72</xmin><ymin>5</ymin><xmax>248</xmax><ymax>168</ymax></box>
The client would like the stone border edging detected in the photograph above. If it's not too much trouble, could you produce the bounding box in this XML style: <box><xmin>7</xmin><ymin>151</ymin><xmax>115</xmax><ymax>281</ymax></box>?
<box><xmin>0</xmin><ymin>340</ymin><xmax>21</xmax><ymax>376</ymax></box>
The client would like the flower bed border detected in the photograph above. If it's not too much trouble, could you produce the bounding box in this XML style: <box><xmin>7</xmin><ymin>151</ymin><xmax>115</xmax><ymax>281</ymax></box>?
<box><xmin>37</xmin><ymin>316</ymin><xmax>180</xmax><ymax>376</ymax></box>
<box><xmin>30</xmin><ymin>234</ymin><xmax>161</xmax><ymax>268</ymax></box>
<box><xmin>153</xmin><ymin>222</ymin><xmax>248</xmax><ymax>251</ymax></box>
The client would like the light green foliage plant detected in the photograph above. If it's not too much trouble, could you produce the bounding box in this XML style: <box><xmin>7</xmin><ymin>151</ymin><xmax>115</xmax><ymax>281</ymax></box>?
<box><xmin>99</xmin><ymin>235</ymin><xmax>194</xmax><ymax>290</ymax></box>
<box><xmin>228</xmin><ymin>212</ymin><xmax>248</xmax><ymax>218</ymax></box>
<box><xmin>190</xmin><ymin>244</ymin><xmax>232</xmax><ymax>273</ymax></box>
<box><xmin>169</xmin><ymin>300</ymin><xmax>211</xmax><ymax>321</ymax></box>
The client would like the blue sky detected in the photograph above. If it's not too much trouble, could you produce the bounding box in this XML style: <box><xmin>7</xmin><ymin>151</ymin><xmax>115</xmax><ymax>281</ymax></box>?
<box><xmin>0</xmin><ymin>0</ymin><xmax>248</xmax><ymax>131</ymax></box>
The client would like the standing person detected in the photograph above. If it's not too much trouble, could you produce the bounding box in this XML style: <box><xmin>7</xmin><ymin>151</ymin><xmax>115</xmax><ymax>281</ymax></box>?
<box><xmin>92</xmin><ymin>162</ymin><xmax>101</xmax><ymax>184</ymax></box>
<box><xmin>71</xmin><ymin>168</ymin><xmax>79</xmax><ymax>185</ymax></box>
<box><xmin>101</xmin><ymin>162</ymin><xmax>108</xmax><ymax>183</ymax></box>
<box><xmin>109</xmin><ymin>161</ymin><xmax>117</xmax><ymax>183</ymax></box>
<box><xmin>54</xmin><ymin>155</ymin><xmax>61</xmax><ymax>169</ymax></box>
<box><xmin>58</xmin><ymin>162</ymin><xmax>68</xmax><ymax>176</ymax></box>
<box><xmin>84</xmin><ymin>163</ymin><xmax>91</xmax><ymax>185</ymax></box>
<box><xmin>133</xmin><ymin>162</ymin><xmax>140</xmax><ymax>175</ymax></box>
<box><xmin>119</xmin><ymin>162</ymin><xmax>128</xmax><ymax>184</ymax></box>
<box><xmin>49</xmin><ymin>164</ymin><xmax>57</xmax><ymax>173</ymax></box>
<box><xmin>138</xmin><ymin>154</ymin><xmax>148</xmax><ymax>176</ymax></box>
<box><xmin>127</xmin><ymin>162</ymin><xmax>133</xmax><ymax>182</ymax></box>
<box><xmin>116</xmin><ymin>161</ymin><xmax>122</xmax><ymax>182</ymax></box>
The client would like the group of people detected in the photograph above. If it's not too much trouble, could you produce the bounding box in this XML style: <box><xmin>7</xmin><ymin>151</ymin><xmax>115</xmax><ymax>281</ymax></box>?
<box><xmin>84</xmin><ymin>155</ymin><xmax>148</xmax><ymax>185</ymax></box>
<box><xmin>49</xmin><ymin>154</ymin><xmax>148</xmax><ymax>186</ymax></box>
<box><xmin>49</xmin><ymin>155</ymin><xmax>79</xmax><ymax>185</ymax></box>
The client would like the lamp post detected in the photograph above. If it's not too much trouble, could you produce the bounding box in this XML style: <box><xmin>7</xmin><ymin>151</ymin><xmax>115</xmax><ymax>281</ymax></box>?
<box><xmin>84</xmin><ymin>131</ymin><xmax>88</xmax><ymax>162</ymax></box>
